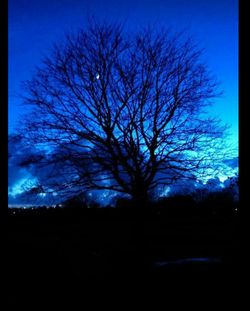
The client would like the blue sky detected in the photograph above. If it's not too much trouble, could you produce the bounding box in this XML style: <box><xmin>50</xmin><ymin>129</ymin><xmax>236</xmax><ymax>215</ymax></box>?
<box><xmin>8</xmin><ymin>0</ymin><xmax>238</xmax><ymax>204</ymax></box>
<box><xmin>9</xmin><ymin>0</ymin><xmax>238</xmax><ymax>146</ymax></box>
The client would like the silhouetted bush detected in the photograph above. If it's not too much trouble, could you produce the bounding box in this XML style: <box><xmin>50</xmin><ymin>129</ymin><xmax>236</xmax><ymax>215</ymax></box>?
<box><xmin>62</xmin><ymin>196</ymin><xmax>88</xmax><ymax>209</ymax></box>
<box><xmin>199</xmin><ymin>189</ymin><xmax>238</xmax><ymax>215</ymax></box>
<box><xmin>89</xmin><ymin>202</ymin><xmax>101</xmax><ymax>209</ymax></box>
<box><xmin>155</xmin><ymin>195</ymin><xmax>195</xmax><ymax>208</ymax></box>
<box><xmin>116</xmin><ymin>198</ymin><xmax>134</xmax><ymax>209</ymax></box>
<box><xmin>203</xmin><ymin>190</ymin><xmax>234</xmax><ymax>205</ymax></box>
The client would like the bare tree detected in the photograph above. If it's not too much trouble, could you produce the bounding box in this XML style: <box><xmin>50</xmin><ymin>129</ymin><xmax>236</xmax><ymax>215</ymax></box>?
<box><xmin>20</xmin><ymin>21</ymin><xmax>229</xmax><ymax>206</ymax></box>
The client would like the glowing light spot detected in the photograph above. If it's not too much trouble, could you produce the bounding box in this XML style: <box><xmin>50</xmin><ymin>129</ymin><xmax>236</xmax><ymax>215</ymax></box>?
<box><xmin>38</xmin><ymin>193</ymin><xmax>46</xmax><ymax>198</ymax></box>
<box><xmin>218</xmin><ymin>175</ymin><xmax>228</xmax><ymax>183</ymax></box>
<box><xmin>160</xmin><ymin>186</ymin><xmax>171</xmax><ymax>197</ymax></box>
<box><xmin>96</xmin><ymin>73</ymin><xmax>100</xmax><ymax>80</ymax></box>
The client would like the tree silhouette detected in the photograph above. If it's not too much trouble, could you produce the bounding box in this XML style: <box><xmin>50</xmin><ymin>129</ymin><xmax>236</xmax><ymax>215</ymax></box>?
<box><xmin>20</xmin><ymin>21</ymin><xmax>228</xmax><ymax>206</ymax></box>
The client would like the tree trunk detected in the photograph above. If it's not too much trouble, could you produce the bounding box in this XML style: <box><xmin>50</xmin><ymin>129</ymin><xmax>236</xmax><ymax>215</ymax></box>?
<box><xmin>131</xmin><ymin>188</ymin><xmax>149</xmax><ymax>208</ymax></box>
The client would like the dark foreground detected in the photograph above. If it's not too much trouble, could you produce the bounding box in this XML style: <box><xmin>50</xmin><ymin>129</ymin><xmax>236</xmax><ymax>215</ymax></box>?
<box><xmin>6</xmin><ymin>206</ymin><xmax>241</xmax><ymax>307</ymax></box>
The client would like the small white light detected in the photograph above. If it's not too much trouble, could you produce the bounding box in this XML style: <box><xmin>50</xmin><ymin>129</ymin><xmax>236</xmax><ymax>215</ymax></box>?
<box><xmin>96</xmin><ymin>74</ymin><xmax>100</xmax><ymax>80</ymax></box>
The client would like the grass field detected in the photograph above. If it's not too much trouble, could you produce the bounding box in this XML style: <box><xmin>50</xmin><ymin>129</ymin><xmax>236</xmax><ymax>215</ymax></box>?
<box><xmin>6</xmin><ymin>206</ymin><xmax>241</xmax><ymax>306</ymax></box>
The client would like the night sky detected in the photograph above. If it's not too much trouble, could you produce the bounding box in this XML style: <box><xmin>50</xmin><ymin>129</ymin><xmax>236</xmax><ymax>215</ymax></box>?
<box><xmin>9</xmin><ymin>0</ymin><xmax>238</xmax><ymax>142</ymax></box>
<box><xmin>8</xmin><ymin>0</ymin><xmax>238</xmax><ymax>204</ymax></box>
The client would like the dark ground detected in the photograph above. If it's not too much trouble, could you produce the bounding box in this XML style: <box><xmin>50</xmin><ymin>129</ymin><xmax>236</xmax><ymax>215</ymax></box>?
<box><xmin>6</xmin><ymin>206</ymin><xmax>241</xmax><ymax>307</ymax></box>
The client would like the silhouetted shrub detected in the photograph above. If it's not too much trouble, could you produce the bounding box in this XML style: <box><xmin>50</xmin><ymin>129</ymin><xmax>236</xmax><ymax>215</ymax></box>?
<box><xmin>116</xmin><ymin>198</ymin><xmax>134</xmax><ymax>209</ymax></box>
<box><xmin>155</xmin><ymin>195</ymin><xmax>195</xmax><ymax>208</ymax></box>
<box><xmin>62</xmin><ymin>196</ymin><xmax>88</xmax><ymax>209</ymax></box>
<box><xmin>202</xmin><ymin>190</ymin><xmax>234</xmax><ymax>205</ymax></box>
<box><xmin>89</xmin><ymin>202</ymin><xmax>101</xmax><ymax>209</ymax></box>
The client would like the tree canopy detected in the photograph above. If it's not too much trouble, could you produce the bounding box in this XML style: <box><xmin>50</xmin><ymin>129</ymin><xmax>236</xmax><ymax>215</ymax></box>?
<box><xmin>20</xmin><ymin>21</ymin><xmax>229</xmax><ymax>206</ymax></box>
